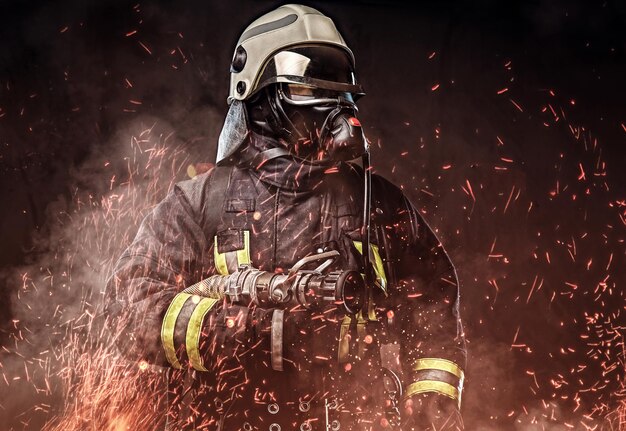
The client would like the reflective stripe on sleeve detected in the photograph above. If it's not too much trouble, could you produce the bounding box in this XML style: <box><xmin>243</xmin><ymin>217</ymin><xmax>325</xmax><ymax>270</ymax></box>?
<box><xmin>414</xmin><ymin>358</ymin><xmax>464</xmax><ymax>380</ymax></box>
<box><xmin>160</xmin><ymin>293</ymin><xmax>192</xmax><ymax>369</ymax></box>
<box><xmin>404</xmin><ymin>380</ymin><xmax>460</xmax><ymax>403</ymax></box>
<box><xmin>406</xmin><ymin>358</ymin><xmax>465</xmax><ymax>407</ymax></box>
<box><xmin>186</xmin><ymin>297</ymin><xmax>219</xmax><ymax>371</ymax></box>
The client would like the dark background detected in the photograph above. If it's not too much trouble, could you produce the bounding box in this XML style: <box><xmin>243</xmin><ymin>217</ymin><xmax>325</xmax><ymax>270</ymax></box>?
<box><xmin>1</xmin><ymin>0</ymin><xmax>625</xmax><ymax>429</ymax></box>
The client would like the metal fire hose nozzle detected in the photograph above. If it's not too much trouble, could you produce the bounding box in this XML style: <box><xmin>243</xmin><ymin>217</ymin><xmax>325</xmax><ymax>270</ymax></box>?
<box><xmin>182</xmin><ymin>251</ymin><xmax>364</xmax><ymax>315</ymax></box>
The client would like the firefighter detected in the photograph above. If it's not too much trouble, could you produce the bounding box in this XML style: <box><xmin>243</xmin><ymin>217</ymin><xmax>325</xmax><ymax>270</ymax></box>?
<box><xmin>106</xmin><ymin>4</ymin><xmax>466</xmax><ymax>430</ymax></box>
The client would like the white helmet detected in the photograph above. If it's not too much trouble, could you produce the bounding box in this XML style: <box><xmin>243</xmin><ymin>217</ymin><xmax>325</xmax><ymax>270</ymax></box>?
<box><xmin>217</xmin><ymin>4</ymin><xmax>365</xmax><ymax>164</ymax></box>
<box><xmin>227</xmin><ymin>4</ymin><xmax>364</xmax><ymax>103</ymax></box>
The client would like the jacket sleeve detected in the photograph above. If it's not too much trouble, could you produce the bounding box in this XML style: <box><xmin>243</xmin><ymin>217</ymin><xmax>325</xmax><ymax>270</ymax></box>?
<box><xmin>391</xmin><ymin>195</ymin><xmax>466</xmax><ymax>430</ymax></box>
<box><xmin>104</xmin><ymin>175</ymin><xmax>250</xmax><ymax>372</ymax></box>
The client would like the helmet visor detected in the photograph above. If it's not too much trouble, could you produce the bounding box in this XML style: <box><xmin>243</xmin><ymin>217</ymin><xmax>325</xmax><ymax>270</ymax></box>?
<box><xmin>254</xmin><ymin>45</ymin><xmax>365</xmax><ymax>97</ymax></box>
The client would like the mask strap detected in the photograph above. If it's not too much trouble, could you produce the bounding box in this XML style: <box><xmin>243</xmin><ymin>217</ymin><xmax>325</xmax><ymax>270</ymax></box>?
<box><xmin>317</xmin><ymin>104</ymin><xmax>350</xmax><ymax>146</ymax></box>
<box><xmin>267</xmin><ymin>86</ymin><xmax>303</xmax><ymax>140</ymax></box>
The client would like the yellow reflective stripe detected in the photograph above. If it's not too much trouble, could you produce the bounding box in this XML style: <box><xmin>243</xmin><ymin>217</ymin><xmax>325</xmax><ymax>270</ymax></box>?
<box><xmin>236</xmin><ymin>230</ymin><xmax>251</xmax><ymax>266</ymax></box>
<box><xmin>414</xmin><ymin>358</ymin><xmax>465</xmax><ymax>380</ymax></box>
<box><xmin>186</xmin><ymin>297</ymin><xmax>219</xmax><ymax>371</ymax></box>
<box><xmin>370</xmin><ymin>244</ymin><xmax>387</xmax><ymax>292</ymax></box>
<box><xmin>404</xmin><ymin>380</ymin><xmax>460</xmax><ymax>403</ymax></box>
<box><xmin>352</xmin><ymin>240</ymin><xmax>387</xmax><ymax>295</ymax></box>
<box><xmin>353</xmin><ymin>240</ymin><xmax>363</xmax><ymax>254</ymax></box>
<box><xmin>338</xmin><ymin>316</ymin><xmax>352</xmax><ymax>363</ymax></box>
<box><xmin>338</xmin><ymin>313</ymin><xmax>371</xmax><ymax>362</ymax></box>
<box><xmin>214</xmin><ymin>231</ymin><xmax>251</xmax><ymax>274</ymax></box>
<box><xmin>160</xmin><ymin>293</ymin><xmax>192</xmax><ymax>369</ymax></box>
<box><xmin>214</xmin><ymin>236</ymin><xmax>229</xmax><ymax>275</ymax></box>
<box><xmin>353</xmin><ymin>240</ymin><xmax>386</xmax><ymax>321</ymax></box>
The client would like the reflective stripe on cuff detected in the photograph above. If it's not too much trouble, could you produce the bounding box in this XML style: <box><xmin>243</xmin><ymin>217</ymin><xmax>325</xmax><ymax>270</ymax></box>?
<box><xmin>404</xmin><ymin>380</ymin><xmax>460</xmax><ymax>402</ymax></box>
<box><xmin>414</xmin><ymin>358</ymin><xmax>464</xmax><ymax>380</ymax></box>
<box><xmin>186</xmin><ymin>297</ymin><xmax>219</xmax><ymax>371</ymax></box>
<box><xmin>161</xmin><ymin>293</ymin><xmax>192</xmax><ymax>369</ymax></box>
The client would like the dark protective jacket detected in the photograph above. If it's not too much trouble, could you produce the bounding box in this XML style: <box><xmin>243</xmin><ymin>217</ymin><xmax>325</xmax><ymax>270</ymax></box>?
<box><xmin>106</xmin><ymin>134</ymin><xmax>466</xmax><ymax>431</ymax></box>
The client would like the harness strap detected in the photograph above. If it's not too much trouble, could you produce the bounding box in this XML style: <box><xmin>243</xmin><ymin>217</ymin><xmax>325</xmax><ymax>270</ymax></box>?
<box><xmin>271</xmin><ymin>309</ymin><xmax>285</xmax><ymax>371</ymax></box>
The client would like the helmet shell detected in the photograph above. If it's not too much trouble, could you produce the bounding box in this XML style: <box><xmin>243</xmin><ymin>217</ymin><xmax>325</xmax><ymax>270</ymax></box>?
<box><xmin>228</xmin><ymin>4</ymin><xmax>356</xmax><ymax>102</ymax></box>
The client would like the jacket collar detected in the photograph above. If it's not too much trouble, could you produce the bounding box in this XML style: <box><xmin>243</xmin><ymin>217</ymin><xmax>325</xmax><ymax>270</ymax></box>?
<box><xmin>238</xmin><ymin>133</ymin><xmax>330</xmax><ymax>191</ymax></box>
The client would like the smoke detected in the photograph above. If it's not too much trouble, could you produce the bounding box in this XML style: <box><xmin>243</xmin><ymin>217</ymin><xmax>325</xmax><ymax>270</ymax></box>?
<box><xmin>0</xmin><ymin>114</ymin><xmax>219</xmax><ymax>430</ymax></box>
<box><xmin>0</xmin><ymin>1</ymin><xmax>225</xmax><ymax>428</ymax></box>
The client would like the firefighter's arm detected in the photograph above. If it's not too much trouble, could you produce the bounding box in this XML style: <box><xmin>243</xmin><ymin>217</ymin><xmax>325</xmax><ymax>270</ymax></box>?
<box><xmin>105</xmin><ymin>176</ymin><xmax>250</xmax><ymax>371</ymax></box>
<box><xmin>392</xmin><ymin>196</ymin><xmax>466</xmax><ymax>430</ymax></box>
